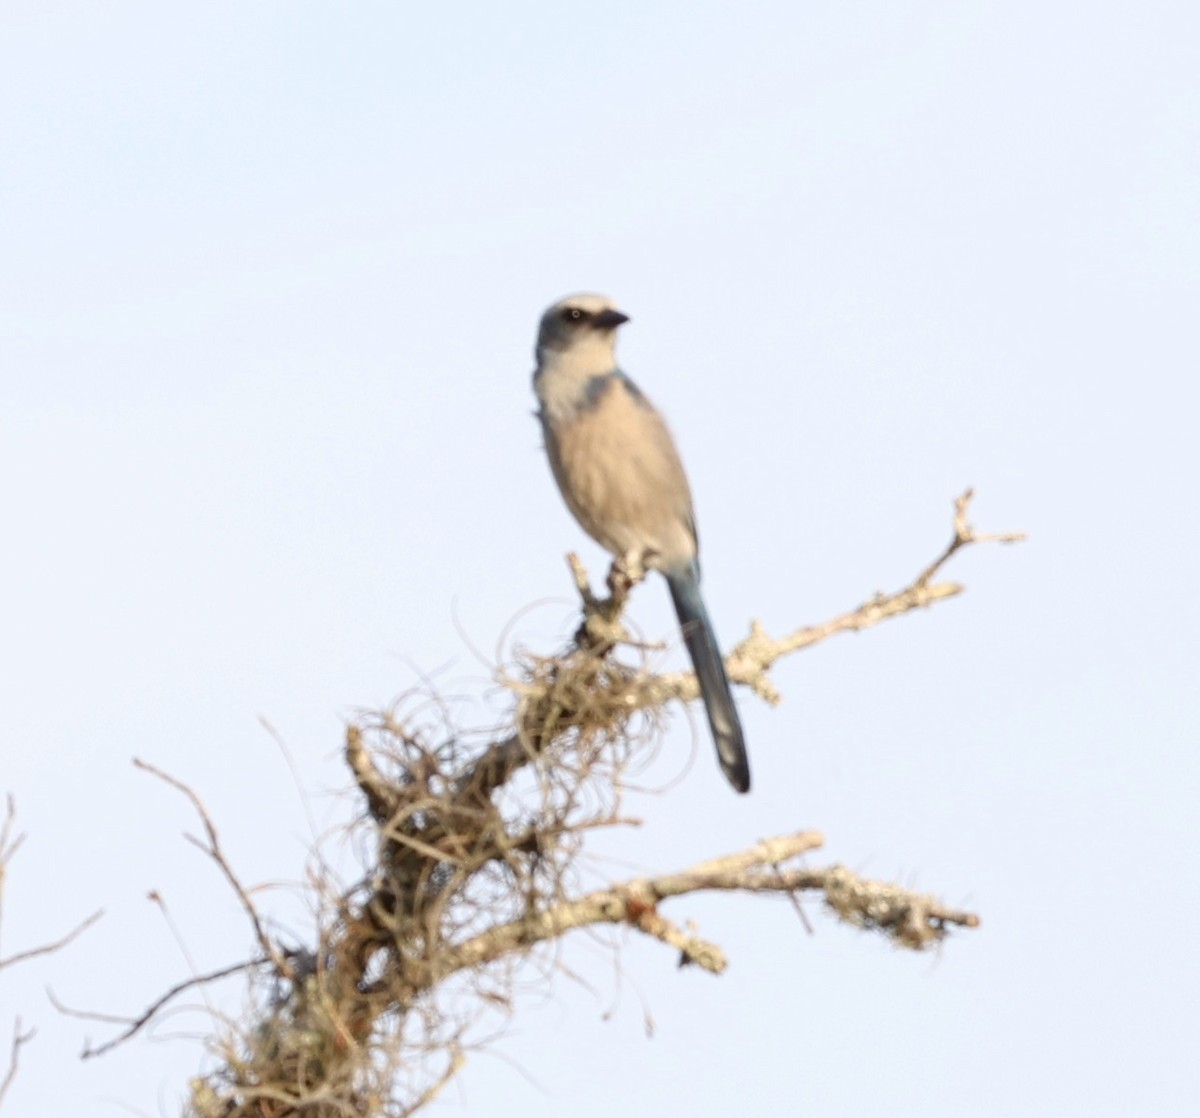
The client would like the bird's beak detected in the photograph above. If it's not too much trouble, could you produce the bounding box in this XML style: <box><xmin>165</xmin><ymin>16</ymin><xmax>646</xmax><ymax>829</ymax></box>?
<box><xmin>592</xmin><ymin>309</ymin><xmax>630</xmax><ymax>329</ymax></box>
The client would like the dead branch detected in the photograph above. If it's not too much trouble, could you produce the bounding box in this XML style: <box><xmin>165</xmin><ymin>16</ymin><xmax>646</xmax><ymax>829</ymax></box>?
<box><xmin>0</xmin><ymin>799</ymin><xmax>103</xmax><ymax>1110</ymax></box>
<box><xmin>133</xmin><ymin>758</ymin><xmax>294</xmax><ymax>981</ymax></box>
<box><xmin>0</xmin><ymin>910</ymin><xmax>104</xmax><ymax>972</ymax></box>
<box><xmin>577</xmin><ymin>486</ymin><xmax>1026</xmax><ymax>708</ymax></box>
<box><xmin>0</xmin><ymin>1021</ymin><xmax>34</xmax><ymax>1110</ymax></box>
<box><xmin>49</xmin><ymin>957</ymin><xmax>268</xmax><ymax>1060</ymax></box>
<box><xmin>66</xmin><ymin>490</ymin><xmax>1016</xmax><ymax>1118</ymax></box>
<box><xmin>436</xmin><ymin>830</ymin><xmax>977</xmax><ymax>976</ymax></box>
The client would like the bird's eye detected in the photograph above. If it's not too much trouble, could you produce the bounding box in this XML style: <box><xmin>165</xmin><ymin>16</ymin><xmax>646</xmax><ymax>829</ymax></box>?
<box><xmin>562</xmin><ymin>307</ymin><xmax>586</xmax><ymax>322</ymax></box>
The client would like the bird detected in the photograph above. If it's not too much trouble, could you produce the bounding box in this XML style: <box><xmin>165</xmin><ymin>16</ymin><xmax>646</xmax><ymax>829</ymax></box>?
<box><xmin>532</xmin><ymin>293</ymin><xmax>750</xmax><ymax>793</ymax></box>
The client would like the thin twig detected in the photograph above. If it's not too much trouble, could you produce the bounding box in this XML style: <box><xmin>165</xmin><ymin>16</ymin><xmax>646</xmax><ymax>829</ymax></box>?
<box><xmin>48</xmin><ymin>956</ymin><xmax>269</xmax><ymax>1059</ymax></box>
<box><xmin>0</xmin><ymin>1019</ymin><xmax>34</xmax><ymax>1109</ymax></box>
<box><xmin>915</xmin><ymin>487</ymin><xmax>1027</xmax><ymax>588</ymax></box>
<box><xmin>0</xmin><ymin>796</ymin><xmax>24</xmax><ymax>958</ymax></box>
<box><xmin>133</xmin><ymin>758</ymin><xmax>293</xmax><ymax>980</ymax></box>
<box><xmin>400</xmin><ymin>1048</ymin><xmax>466</xmax><ymax>1117</ymax></box>
<box><xmin>0</xmin><ymin>910</ymin><xmax>104</xmax><ymax>971</ymax></box>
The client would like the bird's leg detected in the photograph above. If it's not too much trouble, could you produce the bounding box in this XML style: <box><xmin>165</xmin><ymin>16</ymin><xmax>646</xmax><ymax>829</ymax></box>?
<box><xmin>608</xmin><ymin>548</ymin><xmax>650</xmax><ymax>605</ymax></box>
<box><xmin>567</xmin><ymin>550</ymin><xmax>650</xmax><ymax>654</ymax></box>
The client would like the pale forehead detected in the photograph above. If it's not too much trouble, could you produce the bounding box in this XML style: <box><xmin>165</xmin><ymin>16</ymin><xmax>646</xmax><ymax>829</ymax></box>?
<box><xmin>546</xmin><ymin>292</ymin><xmax>617</xmax><ymax>316</ymax></box>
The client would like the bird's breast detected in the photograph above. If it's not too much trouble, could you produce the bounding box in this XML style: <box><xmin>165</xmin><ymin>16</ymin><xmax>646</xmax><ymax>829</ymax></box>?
<box><xmin>541</xmin><ymin>375</ymin><xmax>697</xmax><ymax>570</ymax></box>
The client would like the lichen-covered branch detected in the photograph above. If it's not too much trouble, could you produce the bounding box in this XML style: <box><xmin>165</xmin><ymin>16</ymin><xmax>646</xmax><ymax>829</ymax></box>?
<box><xmin>61</xmin><ymin>491</ymin><xmax>1017</xmax><ymax>1118</ymax></box>
<box><xmin>566</xmin><ymin>486</ymin><xmax>1026</xmax><ymax>709</ymax></box>
<box><xmin>436</xmin><ymin>828</ymin><xmax>977</xmax><ymax>975</ymax></box>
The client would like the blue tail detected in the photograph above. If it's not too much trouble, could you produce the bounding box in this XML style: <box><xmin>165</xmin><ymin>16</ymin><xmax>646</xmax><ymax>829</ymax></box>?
<box><xmin>666</xmin><ymin>570</ymin><xmax>750</xmax><ymax>793</ymax></box>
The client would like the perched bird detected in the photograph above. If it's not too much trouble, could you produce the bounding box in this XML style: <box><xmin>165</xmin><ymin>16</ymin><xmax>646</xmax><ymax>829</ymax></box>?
<box><xmin>532</xmin><ymin>293</ymin><xmax>750</xmax><ymax>793</ymax></box>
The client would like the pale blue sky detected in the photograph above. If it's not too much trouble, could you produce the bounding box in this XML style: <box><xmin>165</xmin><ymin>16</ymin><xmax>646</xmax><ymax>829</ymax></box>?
<box><xmin>2</xmin><ymin>2</ymin><xmax>1197</xmax><ymax>1115</ymax></box>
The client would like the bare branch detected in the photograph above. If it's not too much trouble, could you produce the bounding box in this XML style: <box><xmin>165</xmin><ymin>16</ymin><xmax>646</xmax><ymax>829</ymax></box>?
<box><xmin>133</xmin><ymin>758</ymin><xmax>293</xmax><ymax>980</ymax></box>
<box><xmin>562</xmin><ymin>488</ymin><xmax>1026</xmax><ymax>712</ymax></box>
<box><xmin>0</xmin><ymin>798</ymin><xmax>103</xmax><ymax>1108</ymax></box>
<box><xmin>0</xmin><ymin>910</ymin><xmax>103</xmax><ymax>971</ymax></box>
<box><xmin>0</xmin><ymin>796</ymin><xmax>24</xmax><ymax>873</ymax></box>
<box><xmin>346</xmin><ymin>724</ymin><xmax>401</xmax><ymax>824</ymax></box>
<box><xmin>0</xmin><ymin>796</ymin><xmax>23</xmax><ymax>959</ymax></box>
<box><xmin>434</xmin><ymin>830</ymin><xmax>975</xmax><ymax>976</ymax></box>
<box><xmin>76</xmin><ymin>491</ymin><xmax>1010</xmax><ymax>1118</ymax></box>
<box><xmin>727</xmin><ymin>488</ymin><xmax>1023</xmax><ymax>704</ymax></box>
<box><xmin>0</xmin><ymin>1019</ymin><xmax>34</xmax><ymax>1109</ymax></box>
<box><xmin>48</xmin><ymin>957</ymin><xmax>268</xmax><ymax>1059</ymax></box>
<box><xmin>398</xmin><ymin>1047</ymin><xmax>466</xmax><ymax>1117</ymax></box>
<box><xmin>914</xmin><ymin>486</ymin><xmax>1027</xmax><ymax>589</ymax></box>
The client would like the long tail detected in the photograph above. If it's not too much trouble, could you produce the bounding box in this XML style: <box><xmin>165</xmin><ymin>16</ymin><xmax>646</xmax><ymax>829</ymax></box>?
<box><xmin>666</xmin><ymin>570</ymin><xmax>750</xmax><ymax>793</ymax></box>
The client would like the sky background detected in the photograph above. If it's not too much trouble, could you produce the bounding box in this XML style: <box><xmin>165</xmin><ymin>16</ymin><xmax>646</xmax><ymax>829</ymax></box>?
<box><xmin>2</xmin><ymin>1</ymin><xmax>1197</xmax><ymax>1115</ymax></box>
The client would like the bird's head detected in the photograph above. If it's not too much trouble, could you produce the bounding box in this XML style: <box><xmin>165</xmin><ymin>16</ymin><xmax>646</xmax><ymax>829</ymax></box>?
<box><xmin>535</xmin><ymin>293</ymin><xmax>630</xmax><ymax>368</ymax></box>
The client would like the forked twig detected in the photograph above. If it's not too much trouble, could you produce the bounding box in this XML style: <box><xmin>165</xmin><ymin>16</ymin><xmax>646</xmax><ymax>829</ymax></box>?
<box><xmin>49</xmin><ymin>957</ymin><xmax>269</xmax><ymax>1059</ymax></box>
<box><xmin>133</xmin><ymin>758</ymin><xmax>293</xmax><ymax>981</ymax></box>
